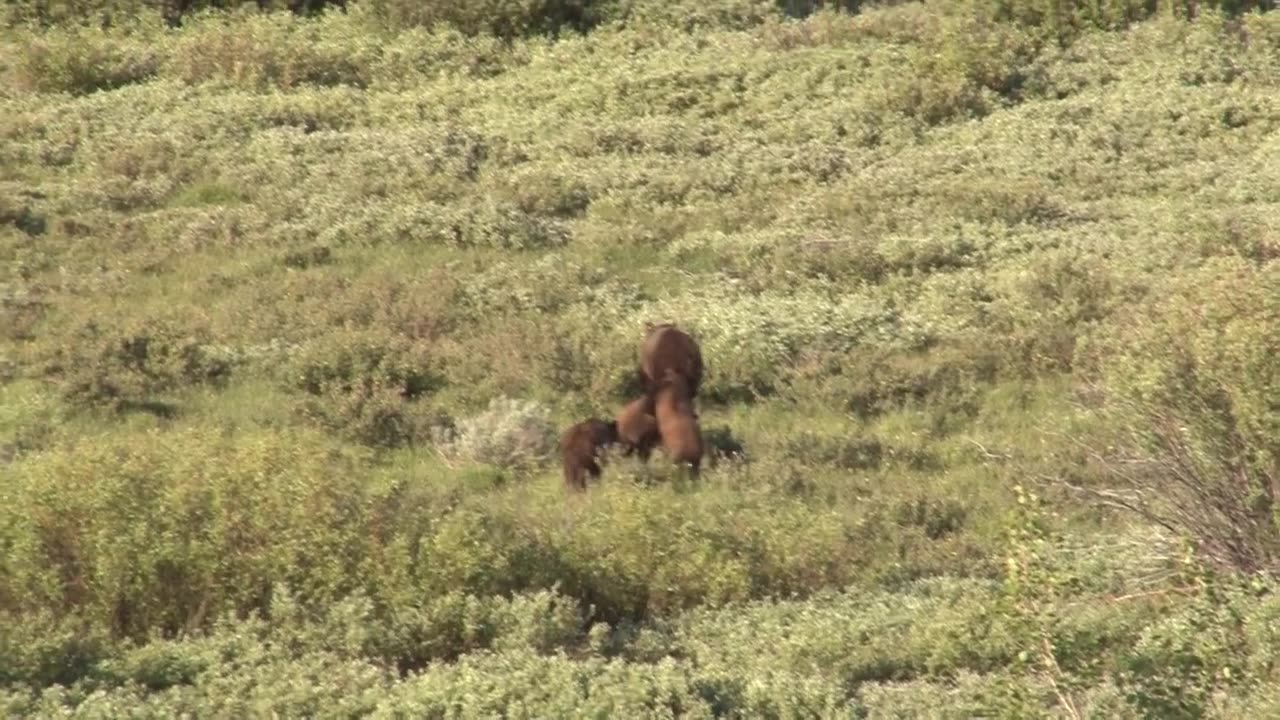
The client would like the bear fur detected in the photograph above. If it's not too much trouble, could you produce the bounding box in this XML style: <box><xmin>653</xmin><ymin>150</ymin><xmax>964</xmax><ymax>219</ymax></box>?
<box><xmin>615</xmin><ymin>394</ymin><xmax>660</xmax><ymax>461</ymax></box>
<box><xmin>653</xmin><ymin>369</ymin><xmax>703</xmax><ymax>476</ymax></box>
<box><xmin>560</xmin><ymin>418</ymin><xmax>618</xmax><ymax>491</ymax></box>
<box><xmin>640</xmin><ymin>323</ymin><xmax>704</xmax><ymax>400</ymax></box>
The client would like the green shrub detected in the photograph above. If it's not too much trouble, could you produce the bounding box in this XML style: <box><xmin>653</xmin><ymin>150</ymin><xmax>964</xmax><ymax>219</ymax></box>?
<box><xmin>1115</xmin><ymin>573</ymin><xmax>1276</xmax><ymax>719</ymax></box>
<box><xmin>986</xmin><ymin>248</ymin><xmax>1122</xmax><ymax>375</ymax></box>
<box><xmin>0</xmin><ymin>280</ymin><xmax>46</xmax><ymax>344</ymax></box>
<box><xmin>42</xmin><ymin>312</ymin><xmax>233</xmax><ymax>413</ymax></box>
<box><xmin>433</xmin><ymin>397</ymin><xmax>557</xmax><ymax>470</ymax></box>
<box><xmin>608</xmin><ymin>0</ymin><xmax>780</xmax><ymax>32</ymax></box>
<box><xmin>286</xmin><ymin>328</ymin><xmax>443</xmax><ymax>447</ymax></box>
<box><xmin>975</xmin><ymin>0</ymin><xmax>1160</xmax><ymax>44</ymax></box>
<box><xmin>362</xmin><ymin>0</ymin><xmax>614</xmax><ymax>37</ymax></box>
<box><xmin>371</xmin><ymin>24</ymin><xmax>532</xmax><ymax>82</ymax></box>
<box><xmin>374</xmin><ymin>589</ymin><xmax>587</xmax><ymax>671</ymax></box>
<box><xmin>230</xmin><ymin>268</ymin><xmax>462</xmax><ymax>351</ymax></box>
<box><xmin>167</xmin><ymin>10</ymin><xmax>374</xmax><ymax>90</ymax></box>
<box><xmin>874</xmin><ymin>10</ymin><xmax>1038</xmax><ymax>123</ymax></box>
<box><xmin>5</xmin><ymin>19</ymin><xmax>164</xmax><ymax>95</ymax></box>
<box><xmin>0</xmin><ymin>428</ymin><xmax>380</xmax><ymax>638</ymax></box>
<box><xmin>97</xmin><ymin>636</ymin><xmax>211</xmax><ymax>691</ymax></box>
<box><xmin>1085</xmin><ymin>258</ymin><xmax>1280</xmax><ymax>575</ymax></box>
<box><xmin>985</xmin><ymin>0</ymin><xmax>1274</xmax><ymax>46</ymax></box>
<box><xmin>0</xmin><ymin>610</ymin><xmax>114</xmax><ymax>687</ymax></box>
<box><xmin>0</xmin><ymin>382</ymin><xmax>64</xmax><ymax>462</ymax></box>
<box><xmin>779</xmin><ymin>431</ymin><xmax>885</xmax><ymax>470</ymax></box>
<box><xmin>1</xmin><ymin>0</ymin><xmax>346</xmax><ymax>28</ymax></box>
<box><xmin>813</xmin><ymin>342</ymin><xmax>998</xmax><ymax>421</ymax></box>
<box><xmin>374</xmin><ymin>646</ymin><xmax>856</xmax><ymax>717</ymax></box>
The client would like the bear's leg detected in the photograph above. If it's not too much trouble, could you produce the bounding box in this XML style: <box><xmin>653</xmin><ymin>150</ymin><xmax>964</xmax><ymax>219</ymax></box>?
<box><xmin>564</xmin><ymin>462</ymin><xmax>586</xmax><ymax>491</ymax></box>
<box><xmin>686</xmin><ymin>458</ymin><xmax>701</xmax><ymax>480</ymax></box>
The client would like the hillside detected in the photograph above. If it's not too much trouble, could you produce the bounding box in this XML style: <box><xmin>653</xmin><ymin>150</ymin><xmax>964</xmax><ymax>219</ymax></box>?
<box><xmin>2</xmin><ymin>1</ymin><xmax>1279</xmax><ymax>716</ymax></box>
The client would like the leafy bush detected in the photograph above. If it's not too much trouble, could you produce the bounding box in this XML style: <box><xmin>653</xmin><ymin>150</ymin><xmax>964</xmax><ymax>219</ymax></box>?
<box><xmin>1</xmin><ymin>0</ymin><xmax>345</xmax><ymax>29</ymax></box>
<box><xmin>362</xmin><ymin>0</ymin><xmax>614</xmax><ymax>38</ymax></box>
<box><xmin>701</xmin><ymin>424</ymin><xmax>747</xmax><ymax>464</ymax></box>
<box><xmin>978</xmin><ymin>0</ymin><xmax>1275</xmax><ymax>48</ymax></box>
<box><xmin>42</xmin><ymin>313</ymin><xmax>233</xmax><ymax>412</ymax></box>
<box><xmin>0</xmin><ymin>611</ymin><xmax>114</xmax><ymax>687</ymax></box>
<box><xmin>5</xmin><ymin>19</ymin><xmax>164</xmax><ymax>95</ymax></box>
<box><xmin>976</xmin><ymin>0</ymin><xmax>1161</xmax><ymax>44</ymax></box>
<box><xmin>434</xmin><ymin>397</ymin><xmax>558</xmax><ymax>469</ymax></box>
<box><xmin>608</xmin><ymin>0</ymin><xmax>780</xmax><ymax>32</ymax></box>
<box><xmin>370</xmin><ymin>23</ymin><xmax>532</xmax><ymax>82</ymax></box>
<box><xmin>286</xmin><ymin>328</ymin><xmax>442</xmax><ymax>446</ymax></box>
<box><xmin>375</xmin><ymin>589</ymin><xmax>587</xmax><ymax>672</ymax></box>
<box><xmin>1082</xmin><ymin>258</ymin><xmax>1280</xmax><ymax>575</ymax></box>
<box><xmin>0</xmin><ymin>382</ymin><xmax>64</xmax><ymax>461</ymax></box>
<box><xmin>167</xmin><ymin>10</ymin><xmax>374</xmax><ymax>90</ymax></box>
<box><xmin>0</xmin><ymin>429</ymin><xmax>382</xmax><ymax>638</ymax></box>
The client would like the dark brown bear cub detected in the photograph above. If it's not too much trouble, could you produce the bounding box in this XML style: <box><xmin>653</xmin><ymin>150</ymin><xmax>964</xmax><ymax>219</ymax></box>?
<box><xmin>560</xmin><ymin>418</ymin><xmax>619</xmax><ymax>491</ymax></box>
<box><xmin>640</xmin><ymin>323</ymin><xmax>704</xmax><ymax>400</ymax></box>
<box><xmin>654</xmin><ymin>369</ymin><xmax>703</xmax><ymax>476</ymax></box>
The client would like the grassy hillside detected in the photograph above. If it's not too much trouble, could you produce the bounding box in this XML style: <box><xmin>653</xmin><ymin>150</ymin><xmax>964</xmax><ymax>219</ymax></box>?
<box><xmin>2</xmin><ymin>1</ymin><xmax>1279</xmax><ymax>716</ymax></box>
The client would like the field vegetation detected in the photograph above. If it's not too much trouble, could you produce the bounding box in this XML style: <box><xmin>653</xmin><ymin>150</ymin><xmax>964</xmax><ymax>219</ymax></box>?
<box><xmin>2</xmin><ymin>0</ymin><xmax>1279</xmax><ymax>715</ymax></box>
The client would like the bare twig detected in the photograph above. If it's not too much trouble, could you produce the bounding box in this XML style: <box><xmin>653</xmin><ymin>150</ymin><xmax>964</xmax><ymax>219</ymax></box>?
<box><xmin>1040</xmin><ymin>635</ymin><xmax>1083</xmax><ymax>720</ymax></box>
<box><xmin>1045</xmin><ymin>407</ymin><xmax>1280</xmax><ymax>576</ymax></box>
<box><xmin>967</xmin><ymin>438</ymin><xmax>1012</xmax><ymax>461</ymax></box>
<box><xmin>1104</xmin><ymin>587</ymin><xmax>1196</xmax><ymax>604</ymax></box>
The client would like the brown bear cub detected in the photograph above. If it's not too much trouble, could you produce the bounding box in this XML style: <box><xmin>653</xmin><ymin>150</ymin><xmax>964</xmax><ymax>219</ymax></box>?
<box><xmin>559</xmin><ymin>418</ymin><xmax>619</xmax><ymax>491</ymax></box>
<box><xmin>653</xmin><ymin>368</ymin><xmax>703</xmax><ymax>476</ymax></box>
<box><xmin>615</xmin><ymin>395</ymin><xmax>660</xmax><ymax>461</ymax></box>
<box><xmin>640</xmin><ymin>323</ymin><xmax>704</xmax><ymax>400</ymax></box>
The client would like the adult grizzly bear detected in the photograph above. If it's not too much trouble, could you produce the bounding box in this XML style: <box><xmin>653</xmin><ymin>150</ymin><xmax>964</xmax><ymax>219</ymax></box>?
<box><xmin>653</xmin><ymin>369</ymin><xmax>703</xmax><ymax>476</ymax></box>
<box><xmin>559</xmin><ymin>418</ymin><xmax>618</xmax><ymax>491</ymax></box>
<box><xmin>639</xmin><ymin>323</ymin><xmax>704</xmax><ymax>400</ymax></box>
<box><xmin>615</xmin><ymin>395</ymin><xmax>660</xmax><ymax>461</ymax></box>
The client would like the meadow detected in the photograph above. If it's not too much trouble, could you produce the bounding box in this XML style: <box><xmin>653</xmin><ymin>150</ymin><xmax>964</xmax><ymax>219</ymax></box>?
<box><xmin>1</xmin><ymin>0</ymin><xmax>1279</xmax><ymax>716</ymax></box>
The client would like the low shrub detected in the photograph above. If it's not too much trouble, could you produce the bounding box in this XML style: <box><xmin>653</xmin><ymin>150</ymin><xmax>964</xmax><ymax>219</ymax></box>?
<box><xmin>608</xmin><ymin>0</ymin><xmax>780</xmax><ymax>32</ymax></box>
<box><xmin>5</xmin><ymin>19</ymin><xmax>164</xmax><ymax>95</ymax></box>
<box><xmin>0</xmin><ymin>611</ymin><xmax>114</xmax><ymax>687</ymax></box>
<box><xmin>815</xmin><ymin>342</ymin><xmax>998</xmax><ymax>421</ymax></box>
<box><xmin>0</xmin><ymin>429</ymin><xmax>380</xmax><ymax>639</ymax></box>
<box><xmin>1</xmin><ymin>1</ymin><xmax>346</xmax><ymax>29</ymax></box>
<box><xmin>286</xmin><ymin>328</ymin><xmax>443</xmax><ymax>447</ymax></box>
<box><xmin>1082</xmin><ymin>257</ymin><xmax>1280</xmax><ymax>575</ymax></box>
<box><xmin>433</xmin><ymin>397</ymin><xmax>558</xmax><ymax>469</ymax></box>
<box><xmin>360</xmin><ymin>0</ymin><xmax>641</xmax><ymax>38</ymax></box>
<box><xmin>167</xmin><ymin>10</ymin><xmax>375</xmax><ymax>90</ymax></box>
<box><xmin>42</xmin><ymin>312</ymin><xmax>233</xmax><ymax>413</ymax></box>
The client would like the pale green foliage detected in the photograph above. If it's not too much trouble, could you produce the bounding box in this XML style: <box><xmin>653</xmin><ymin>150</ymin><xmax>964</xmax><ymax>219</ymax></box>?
<box><xmin>434</xmin><ymin>397</ymin><xmax>559</xmax><ymax>469</ymax></box>
<box><xmin>167</xmin><ymin>11</ymin><xmax>378</xmax><ymax>91</ymax></box>
<box><xmin>4</xmin><ymin>17</ymin><xmax>164</xmax><ymax>95</ymax></box>
<box><xmin>1082</xmin><ymin>258</ymin><xmax>1280</xmax><ymax>574</ymax></box>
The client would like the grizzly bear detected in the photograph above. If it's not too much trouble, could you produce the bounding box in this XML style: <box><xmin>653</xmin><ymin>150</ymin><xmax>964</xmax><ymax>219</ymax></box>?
<box><xmin>615</xmin><ymin>394</ymin><xmax>660</xmax><ymax>461</ymax></box>
<box><xmin>559</xmin><ymin>418</ymin><xmax>618</xmax><ymax>491</ymax></box>
<box><xmin>639</xmin><ymin>323</ymin><xmax>704</xmax><ymax>400</ymax></box>
<box><xmin>653</xmin><ymin>369</ymin><xmax>703</xmax><ymax>476</ymax></box>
